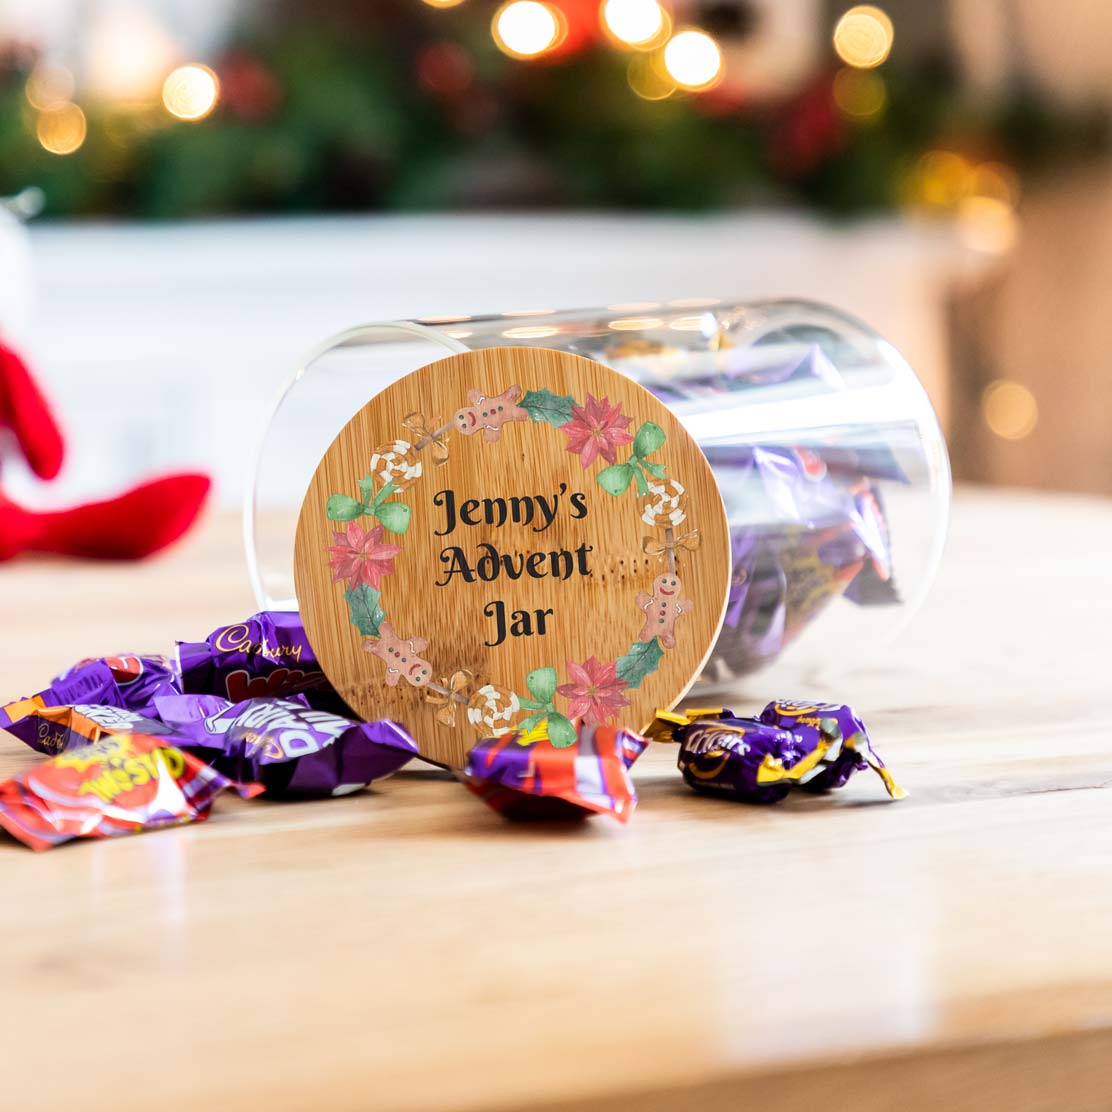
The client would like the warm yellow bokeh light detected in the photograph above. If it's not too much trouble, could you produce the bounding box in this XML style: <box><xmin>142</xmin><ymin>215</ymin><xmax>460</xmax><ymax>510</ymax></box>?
<box><xmin>663</xmin><ymin>29</ymin><xmax>723</xmax><ymax>91</ymax></box>
<box><xmin>492</xmin><ymin>2</ymin><xmax>565</xmax><ymax>59</ymax></box>
<box><xmin>162</xmin><ymin>64</ymin><xmax>219</xmax><ymax>121</ymax></box>
<box><xmin>833</xmin><ymin>5</ymin><xmax>893</xmax><ymax>69</ymax></box>
<box><xmin>958</xmin><ymin>195</ymin><xmax>1020</xmax><ymax>254</ymax></box>
<box><xmin>25</xmin><ymin>63</ymin><xmax>75</xmax><ymax>110</ymax></box>
<box><xmin>916</xmin><ymin>149</ymin><xmax>972</xmax><ymax>207</ymax></box>
<box><xmin>627</xmin><ymin>52</ymin><xmax>676</xmax><ymax>100</ymax></box>
<box><xmin>422</xmin><ymin>0</ymin><xmax>467</xmax><ymax>6</ymax></box>
<box><xmin>982</xmin><ymin>380</ymin><xmax>1038</xmax><ymax>441</ymax></box>
<box><xmin>36</xmin><ymin>102</ymin><xmax>87</xmax><ymax>156</ymax></box>
<box><xmin>832</xmin><ymin>67</ymin><xmax>886</xmax><ymax>120</ymax></box>
<box><xmin>602</xmin><ymin>0</ymin><xmax>668</xmax><ymax>48</ymax></box>
<box><xmin>970</xmin><ymin>161</ymin><xmax>1020</xmax><ymax>207</ymax></box>
<box><xmin>503</xmin><ymin>324</ymin><xmax>561</xmax><ymax>339</ymax></box>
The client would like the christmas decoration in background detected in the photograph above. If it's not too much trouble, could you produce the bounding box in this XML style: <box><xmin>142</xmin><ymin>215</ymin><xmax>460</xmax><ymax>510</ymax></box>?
<box><xmin>0</xmin><ymin>1</ymin><xmax>1105</xmax><ymax>221</ymax></box>
<box><xmin>0</xmin><ymin>199</ymin><xmax>210</xmax><ymax>562</ymax></box>
<box><xmin>0</xmin><ymin>331</ymin><xmax>211</xmax><ymax>561</ymax></box>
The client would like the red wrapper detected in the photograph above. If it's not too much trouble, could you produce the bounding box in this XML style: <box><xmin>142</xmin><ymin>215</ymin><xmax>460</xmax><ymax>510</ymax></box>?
<box><xmin>462</xmin><ymin>721</ymin><xmax>649</xmax><ymax>822</ymax></box>
<box><xmin>0</xmin><ymin>734</ymin><xmax>260</xmax><ymax>852</ymax></box>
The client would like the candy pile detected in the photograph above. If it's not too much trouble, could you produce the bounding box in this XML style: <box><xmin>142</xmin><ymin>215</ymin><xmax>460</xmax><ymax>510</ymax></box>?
<box><xmin>0</xmin><ymin>612</ymin><xmax>903</xmax><ymax>850</ymax></box>
<box><xmin>0</xmin><ymin>612</ymin><xmax>652</xmax><ymax>849</ymax></box>
<box><xmin>646</xmin><ymin>700</ymin><xmax>906</xmax><ymax>804</ymax></box>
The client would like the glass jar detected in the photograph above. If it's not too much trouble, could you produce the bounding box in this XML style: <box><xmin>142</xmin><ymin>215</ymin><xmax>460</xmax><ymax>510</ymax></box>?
<box><xmin>246</xmin><ymin>299</ymin><xmax>949</xmax><ymax>682</ymax></box>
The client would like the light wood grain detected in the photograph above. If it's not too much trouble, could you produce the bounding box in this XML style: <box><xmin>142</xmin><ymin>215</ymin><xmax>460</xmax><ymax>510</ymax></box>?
<box><xmin>2</xmin><ymin>487</ymin><xmax>1112</xmax><ymax>1112</ymax></box>
<box><xmin>295</xmin><ymin>347</ymin><xmax>729</xmax><ymax>767</ymax></box>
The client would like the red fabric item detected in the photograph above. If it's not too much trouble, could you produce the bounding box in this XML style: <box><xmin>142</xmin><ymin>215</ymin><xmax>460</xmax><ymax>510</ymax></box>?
<box><xmin>0</xmin><ymin>338</ymin><xmax>64</xmax><ymax>479</ymax></box>
<box><xmin>0</xmin><ymin>337</ymin><xmax>210</xmax><ymax>561</ymax></box>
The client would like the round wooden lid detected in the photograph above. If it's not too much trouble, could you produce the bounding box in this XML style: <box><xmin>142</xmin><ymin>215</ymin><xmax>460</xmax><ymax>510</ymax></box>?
<box><xmin>294</xmin><ymin>346</ymin><xmax>730</xmax><ymax>768</ymax></box>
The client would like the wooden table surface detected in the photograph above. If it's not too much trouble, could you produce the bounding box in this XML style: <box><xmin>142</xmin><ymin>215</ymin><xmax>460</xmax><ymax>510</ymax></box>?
<box><xmin>2</xmin><ymin>488</ymin><xmax>1112</xmax><ymax>1111</ymax></box>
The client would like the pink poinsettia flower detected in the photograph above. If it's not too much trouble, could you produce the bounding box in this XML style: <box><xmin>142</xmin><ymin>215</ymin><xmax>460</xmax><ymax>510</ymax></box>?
<box><xmin>327</xmin><ymin>521</ymin><xmax>401</xmax><ymax>591</ymax></box>
<box><xmin>556</xmin><ymin>657</ymin><xmax>630</xmax><ymax>725</ymax></box>
<box><xmin>562</xmin><ymin>394</ymin><xmax>633</xmax><ymax>468</ymax></box>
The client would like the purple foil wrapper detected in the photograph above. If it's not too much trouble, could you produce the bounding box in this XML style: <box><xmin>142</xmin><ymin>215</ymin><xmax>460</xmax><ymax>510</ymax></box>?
<box><xmin>177</xmin><ymin>612</ymin><xmax>334</xmax><ymax>705</ymax></box>
<box><xmin>4</xmin><ymin>703</ymin><xmax>176</xmax><ymax>756</ymax></box>
<box><xmin>51</xmin><ymin>654</ymin><xmax>179</xmax><ymax>716</ymax></box>
<box><xmin>0</xmin><ymin>661</ymin><xmax>126</xmax><ymax>730</ymax></box>
<box><xmin>757</xmin><ymin>700</ymin><xmax>900</xmax><ymax>794</ymax></box>
<box><xmin>700</xmin><ymin>440</ymin><xmax>900</xmax><ymax>678</ymax></box>
<box><xmin>674</xmin><ymin>716</ymin><xmax>810</xmax><ymax>804</ymax></box>
<box><xmin>649</xmin><ymin>702</ymin><xmax>905</xmax><ymax>803</ymax></box>
<box><xmin>463</xmin><ymin>724</ymin><xmax>648</xmax><ymax>822</ymax></box>
<box><xmin>154</xmin><ymin>694</ymin><xmax>418</xmax><ymax>798</ymax></box>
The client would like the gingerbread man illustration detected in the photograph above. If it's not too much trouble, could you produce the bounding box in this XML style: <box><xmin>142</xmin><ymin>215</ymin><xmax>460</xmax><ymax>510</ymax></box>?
<box><xmin>363</xmin><ymin>622</ymin><xmax>433</xmax><ymax>687</ymax></box>
<box><xmin>636</xmin><ymin>573</ymin><xmax>694</xmax><ymax>650</ymax></box>
<box><xmin>453</xmin><ymin>385</ymin><xmax>528</xmax><ymax>443</ymax></box>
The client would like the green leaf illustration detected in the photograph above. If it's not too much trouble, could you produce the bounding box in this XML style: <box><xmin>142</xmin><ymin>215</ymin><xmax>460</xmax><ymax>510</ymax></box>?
<box><xmin>519</xmin><ymin>698</ymin><xmax>549</xmax><ymax>712</ymax></box>
<box><xmin>368</xmin><ymin>480</ymin><xmax>397</xmax><ymax>512</ymax></box>
<box><xmin>326</xmin><ymin>494</ymin><xmax>364</xmax><ymax>522</ymax></box>
<box><xmin>547</xmin><ymin>713</ymin><xmax>577</xmax><ymax>748</ymax></box>
<box><xmin>344</xmin><ymin>583</ymin><xmax>387</xmax><ymax>637</ymax></box>
<box><xmin>597</xmin><ymin>463</ymin><xmax>634</xmax><ymax>496</ymax></box>
<box><xmin>641</xmin><ymin>459</ymin><xmax>667</xmax><ymax>479</ymax></box>
<box><xmin>374</xmin><ymin>501</ymin><xmax>411</xmax><ymax>535</ymax></box>
<box><xmin>356</xmin><ymin>474</ymin><xmax>377</xmax><ymax>503</ymax></box>
<box><xmin>615</xmin><ymin>638</ymin><xmax>664</xmax><ymax>689</ymax></box>
<box><xmin>633</xmin><ymin>421</ymin><xmax>666</xmax><ymax>458</ymax></box>
<box><xmin>632</xmin><ymin>467</ymin><xmax>650</xmax><ymax>496</ymax></box>
<box><xmin>521</xmin><ymin>388</ymin><xmax>575</xmax><ymax>427</ymax></box>
<box><xmin>518</xmin><ymin>713</ymin><xmax>545</xmax><ymax>735</ymax></box>
<box><xmin>526</xmin><ymin>666</ymin><xmax>558</xmax><ymax>705</ymax></box>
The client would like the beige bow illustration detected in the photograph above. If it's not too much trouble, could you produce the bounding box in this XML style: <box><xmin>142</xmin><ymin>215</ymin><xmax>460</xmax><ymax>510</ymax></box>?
<box><xmin>425</xmin><ymin>669</ymin><xmax>474</xmax><ymax>726</ymax></box>
<box><xmin>404</xmin><ymin>412</ymin><xmax>450</xmax><ymax>465</ymax></box>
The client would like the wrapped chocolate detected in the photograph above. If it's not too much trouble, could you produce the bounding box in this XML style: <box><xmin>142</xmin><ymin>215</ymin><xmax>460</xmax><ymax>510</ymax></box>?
<box><xmin>703</xmin><ymin>440</ymin><xmax>901</xmax><ymax>676</ymax></box>
<box><xmin>3</xmin><ymin>703</ymin><xmax>176</xmax><ymax>756</ymax></box>
<box><xmin>154</xmin><ymin>694</ymin><xmax>418</xmax><ymax>798</ymax></box>
<box><xmin>0</xmin><ymin>660</ymin><xmax>125</xmax><ymax>730</ymax></box>
<box><xmin>647</xmin><ymin>701</ymin><xmax>905</xmax><ymax>803</ymax></box>
<box><xmin>462</xmin><ymin>720</ymin><xmax>648</xmax><ymax>822</ymax></box>
<box><xmin>177</xmin><ymin>611</ymin><xmax>333</xmax><ymax>704</ymax></box>
<box><xmin>0</xmin><ymin>734</ymin><xmax>259</xmax><ymax>852</ymax></box>
<box><xmin>51</xmin><ymin>653</ymin><xmax>179</xmax><ymax>715</ymax></box>
<box><xmin>757</xmin><ymin>699</ymin><xmax>905</xmax><ymax>797</ymax></box>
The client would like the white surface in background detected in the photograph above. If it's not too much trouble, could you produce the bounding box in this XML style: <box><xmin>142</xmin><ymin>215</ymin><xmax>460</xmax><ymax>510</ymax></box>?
<box><xmin>7</xmin><ymin>213</ymin><xmax>969</xmax><ymax>509</ymax></box>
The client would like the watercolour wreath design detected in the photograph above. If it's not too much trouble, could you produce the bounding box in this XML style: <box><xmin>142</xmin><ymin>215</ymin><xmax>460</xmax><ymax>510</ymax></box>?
<box><xmin>322</xmin><ymin>384</ymin><xmax>702</xmax><ymax>747</ymax></box>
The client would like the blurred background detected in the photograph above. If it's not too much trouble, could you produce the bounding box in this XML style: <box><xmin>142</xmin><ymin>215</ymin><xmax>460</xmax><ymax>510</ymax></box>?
<box><xmin>1</xmin><ymin>0</ymin><xmax>1110</xmax><ymax>509</ymax></box>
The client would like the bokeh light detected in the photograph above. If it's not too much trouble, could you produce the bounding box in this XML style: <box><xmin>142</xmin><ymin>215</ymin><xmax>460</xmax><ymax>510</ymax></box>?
<box><xmin>36</xmin><ymin>102</ymin><xmax>87</xmax><ymax>156</ymax></box>
<box><xmin>492</xmin><ymin>2</ymin><xmax>566</xmax><ymax>59</ymax></box>
<box><xmin>602</xmin><ymin>0</ymin><xmax>668</xmax><ymax>49</ymax></box>
<box><xmin>958</xmin><ymin>196</ymin><xmax>1020</xmax><ymax>254</ymax></box>
<box><xmin>422</xmin><ymin>0</ymin><xmax>467</xmax><ymax>7</ymax></box>
<box><xmin>162</xmin><ymin>64</ymin><xmax>220</xmax><ymax>121</ymax></box>
<box><xmin>84</xmin><ymin>6</ymin><xmax>178</xmax><ymax>105</ymax></box>
<box><xmin>663</xmin><ymin>29</ymin><xmax>723</xmax><ymax>91</ymax></box>
<box><xmin>832</xmin><ymin>67</ymin><xmax>886</xmax><ymax>120</ymax></box>
<box><xmin>627</xmin><ymin>51</ymin><xmax>676</xmax><ymax>100</ymax></box>
<box><xmin>915</xmin><ymin>149</ymin><xmax>972</xmax><ymax>207</ymax></box>
<box><xmin>25</xmin><ymin>63</ymin><xmax>75</xmax><ymax>111</ymax></box>
<box><xmin>833</xmin><ymin>6</ymin><xmax>893</xmax><ymax>69</ymax></box>
<box><xmin>971</xmin><ymin>161</ymin><xmax>1021</xmax><ymax>208</ymax></box>
<box><xmin>982</xmin><ymin>380</ymin><xmax>1038</xmax><ymax>440</ymax></box>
